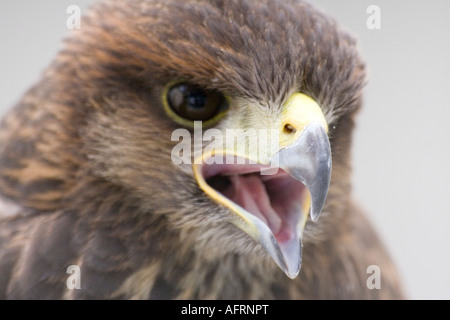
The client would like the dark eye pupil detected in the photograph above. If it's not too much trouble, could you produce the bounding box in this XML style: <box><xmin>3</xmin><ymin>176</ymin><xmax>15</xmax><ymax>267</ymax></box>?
<box><xmin>167</xmin><ymin>83</ymin><xmax>227</xmax><ymax>122</ymax></box>
<box><xmin>186</xmin><ymin>90</ymin><xmax>206</xmax><ymax>110</ymax></box>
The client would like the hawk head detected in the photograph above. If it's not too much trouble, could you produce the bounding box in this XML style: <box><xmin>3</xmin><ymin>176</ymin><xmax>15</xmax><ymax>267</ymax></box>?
<box><xmin>0</xmin><ymin>0</ymin><xmax>366</xmax><ymax>296</ymax></box>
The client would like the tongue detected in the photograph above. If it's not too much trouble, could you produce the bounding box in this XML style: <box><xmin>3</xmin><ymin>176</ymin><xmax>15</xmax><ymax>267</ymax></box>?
<box><xmin>224</xmin><ymin>174</ymin><xmax>282</xmax><ymax>236</ymax></box>
<box><xmin>223</xmin><ymin>173</ymin><xmax>302</xmax><ymax>278</ymax></box>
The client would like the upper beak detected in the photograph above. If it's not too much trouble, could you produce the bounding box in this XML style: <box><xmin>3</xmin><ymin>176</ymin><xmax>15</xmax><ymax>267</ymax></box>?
<box><xmin>264</xmin><ymin>120</ymin><xmax>331</xmax><ymax>277</ymax></box>
<box><xmin>193</xmin><ymin>93</ymin><xmax>331</xmax><ymax>278</ymax></box>
<box><xmin>276</xmin><ymin>120</ymin><xmax>331</xmax><ymax>222</ymax></box>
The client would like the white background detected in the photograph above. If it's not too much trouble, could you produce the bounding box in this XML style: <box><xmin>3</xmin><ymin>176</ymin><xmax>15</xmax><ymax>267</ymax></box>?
<box><xmin>1</xmin><ymin>0</ymin><xmax>449</xmax><ymax>299</ymax></box>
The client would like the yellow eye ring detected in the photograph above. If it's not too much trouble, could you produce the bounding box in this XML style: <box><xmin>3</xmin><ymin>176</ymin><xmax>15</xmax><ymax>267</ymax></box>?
<box><xmin>162</xmin><ymin>80</ymin><xmax>230</xmax><ymax>128</ymax></box>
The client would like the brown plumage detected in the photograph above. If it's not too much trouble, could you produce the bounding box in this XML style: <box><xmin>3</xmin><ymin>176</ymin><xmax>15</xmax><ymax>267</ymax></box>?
<box><xmin>0</xmin><ymin>0</ymin><xmax>403</xmax><ymax>299</ymax></box>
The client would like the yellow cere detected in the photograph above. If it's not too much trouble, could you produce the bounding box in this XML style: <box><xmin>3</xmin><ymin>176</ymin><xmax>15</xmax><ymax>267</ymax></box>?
<box><xmin>279</xmin><ymin>93</ymin><xmax>328</xmax><ymax>147</ymax></box>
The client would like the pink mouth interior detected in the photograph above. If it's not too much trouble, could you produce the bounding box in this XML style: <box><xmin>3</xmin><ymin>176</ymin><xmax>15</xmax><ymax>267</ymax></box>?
<box><xmin>201</xmin><ymin>161</ymin><xmax>308</xmax><ymax>244</ymax></box>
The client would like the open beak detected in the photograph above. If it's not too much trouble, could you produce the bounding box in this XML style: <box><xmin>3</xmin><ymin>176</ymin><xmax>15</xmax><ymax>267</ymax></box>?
<box><xmin>193</xmin><ymin>93</ymin><xmax>331</xmax><ymax>278</ymax></box>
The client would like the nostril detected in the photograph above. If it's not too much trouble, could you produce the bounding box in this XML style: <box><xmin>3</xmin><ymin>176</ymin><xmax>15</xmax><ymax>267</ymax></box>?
<box><xmin>283</xmin><ymin>123</ymin><xmax>297</xmax><ymax>135</ymax></box>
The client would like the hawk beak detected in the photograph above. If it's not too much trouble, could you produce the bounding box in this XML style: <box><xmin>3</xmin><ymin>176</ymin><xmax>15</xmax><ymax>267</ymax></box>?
<box><xmin>193</xmin><ymin>93</ymin><xmax>331</xmax><ymax>278</ymax></box>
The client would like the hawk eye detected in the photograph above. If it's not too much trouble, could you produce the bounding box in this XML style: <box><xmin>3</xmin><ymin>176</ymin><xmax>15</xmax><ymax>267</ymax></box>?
<box><xmin>164</xmin><ymin>82</ymin><xmax>229</xmax><ymax>126</ymax></box>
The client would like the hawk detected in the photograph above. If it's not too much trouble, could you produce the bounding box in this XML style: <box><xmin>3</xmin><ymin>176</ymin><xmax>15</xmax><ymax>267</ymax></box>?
<box><xmin>0</xmin><ymin>0</ymin><xmax>403</xmax><ymax>299</ymax></box>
